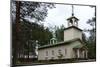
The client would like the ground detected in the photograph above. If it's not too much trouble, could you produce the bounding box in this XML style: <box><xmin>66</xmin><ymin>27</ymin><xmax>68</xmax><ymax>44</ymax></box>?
<box><xmin>15</xmin><ymin>58</ymin><xmax>96</xmax><ymax>66</ymax></box>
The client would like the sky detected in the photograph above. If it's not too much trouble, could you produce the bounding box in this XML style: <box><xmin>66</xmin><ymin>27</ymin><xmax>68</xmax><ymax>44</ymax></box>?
<box><xmin>40</xmin><ymin>3</ymin><xmax>95</xmax><ymax>31</ymax></box>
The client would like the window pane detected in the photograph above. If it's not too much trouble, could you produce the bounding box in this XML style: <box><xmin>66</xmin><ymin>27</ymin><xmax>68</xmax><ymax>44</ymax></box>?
<box><xmin>46</xmin><ymin>51</ymin><xmax>48</xmax><ymax>56</ymax></box>
<box><xmin>65</xmin><ymin>49</ymin><xmax>67</xmax><ymax>55</ymax></box>
<box><xmin>52</xmin><ymin>50</ymin><xmax>54</xmax><ymax>55</ymax></box>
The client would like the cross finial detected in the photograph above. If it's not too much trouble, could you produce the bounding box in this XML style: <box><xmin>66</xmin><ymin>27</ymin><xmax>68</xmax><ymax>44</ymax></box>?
<box><xmin>72</xmin><ymin>5</ymin><xmax>74</xmax><ymax>16</ymax></box>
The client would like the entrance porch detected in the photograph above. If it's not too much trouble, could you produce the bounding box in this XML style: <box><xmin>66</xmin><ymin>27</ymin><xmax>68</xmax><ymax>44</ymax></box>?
<box><xmin>73</xmin><ymin>46</ymin><xmax>88</xmax><ymax>59</ymax></box>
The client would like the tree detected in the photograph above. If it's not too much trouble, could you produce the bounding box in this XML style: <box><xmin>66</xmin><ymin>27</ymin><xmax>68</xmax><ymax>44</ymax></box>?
<box><xmin>12</xmin><ymin>19</ymin><xmax>53</xmax><ymax>63</ymax></box>
<box><xmin>85</xmin><ymin>6</ymin><xmax>96</xmax><ymax>59</ymax></box>
<box><xmin>12</xmin><ymin>1</ymin><xmax>55</xmax><ymax>65</ymax></box>
<box><xmin>82</xmin><ymin>32</ymin><xmax>87</xmax><ymax>44</ymax></box>
<box><xmin>12</xmin><ymin>1</ymin><xmax>21</xmax><ymax>66</ymax></box>
<box><xmin>12</xmin><ymin>0</ymin><xmax>55</xmax><ymax>22</ymax></box>
<box><xmin>55</xmin><ymin>25</ymin><xmax>65</xmax><ymax>42</ymax></box>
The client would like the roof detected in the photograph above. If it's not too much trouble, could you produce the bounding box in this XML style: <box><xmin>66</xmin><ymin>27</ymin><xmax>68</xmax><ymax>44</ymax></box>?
<box><xmin>64</xmin><ymin>26</ymin><xmax>83</xmax><ymax>31</ymax></box>
<box><xmin>73</xmin><ymin>45</ymin><xmax>88</xmax><ymax>50</ymax></box>
<box><xmin>73</xmin><ymin>45</ymin><xmax>83</xmax><ymax>48</ymax></box>
<box><xmin>67</xmin><ymin>16</ymin><xmax>79</xmax><ymax>20</ymax></box>
<box><xmin>38</xmin><ymin>38</ymin><xmax>83</xmax><ymax>50</ymax></box>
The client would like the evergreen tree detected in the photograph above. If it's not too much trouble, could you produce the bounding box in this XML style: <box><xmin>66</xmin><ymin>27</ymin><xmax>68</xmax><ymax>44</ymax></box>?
<box><xmin>85</xmin><ymin>6</ymin><xmax>96</xmax><ymax>59</ymax></box>
<box><xmin>55</xmin><ymin>25</ymin><xmax>65</xmax><ymax>42</ymax></box>
<box><xmin>12</xmin><ymin>1</ymin><xmax>55</xmax><ymax>65</ymax></box>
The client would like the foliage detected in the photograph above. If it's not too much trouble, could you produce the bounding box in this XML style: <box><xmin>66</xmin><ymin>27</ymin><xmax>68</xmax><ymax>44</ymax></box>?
<box><xmin>12</xmin><ymin>1</ymin><xmax>55</xmax><ymax>64</ymax></box>
<box><xmin>55</xmin><ymin>25</ymin><xmax>65</xmax><ymax>42</ymax></box>
<box><xmin>12</xmin><ymin>19</ymin><xmax>53</xmax><ymax>58</ymax></box>
<box><xmin>83</xmin><ymin>6</ymin><xmax>96</xmax><ymax>59</ymax></box>
<box><xmin>12</xmin><ymin>1</ymin><xmax>55</xmax><ymax>22</ymax></box>
<box><xmin>82</xmin><ymin>33</ymin><xmax>87</xmax><ymax>44</ymax></box>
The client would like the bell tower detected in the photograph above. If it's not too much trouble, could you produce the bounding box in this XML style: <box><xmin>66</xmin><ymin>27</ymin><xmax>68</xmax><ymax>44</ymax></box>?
<box><xmin>67</xmin><ymin>5</ymin><xmax>79</xmax><ymax>27</ymax></box>
<box><xmin>64</xmin><ymin>5</ymin><xmax>82</xmax><ymax>41</ymax></box>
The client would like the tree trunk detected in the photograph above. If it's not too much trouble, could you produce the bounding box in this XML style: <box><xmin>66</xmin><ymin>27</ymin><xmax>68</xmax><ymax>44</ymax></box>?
<box><xmin>13</xmin><ymin>1</ymin><xmax>21</xmax><ymax>66</ymax></box>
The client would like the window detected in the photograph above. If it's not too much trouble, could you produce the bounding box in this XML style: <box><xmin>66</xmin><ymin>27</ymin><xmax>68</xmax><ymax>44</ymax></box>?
<box><xmin>46</xmin><ymin>51</ymin><xmax>48</xmax><ymax>56</ymax></box>
<box><xmin>54</xmin><ymin>40</ymin><xmax>56</xmax><ymax>43</ymax></box>
<box><xmin>58</xmin><ymin>49</ymin><xmax>61</xmax><ymax>54</ymax></box>
<box><xmin>65</xmin><ymin>49</ymin><xmax>67</xmax><ymax>55</ymax></box>
<box><xmin>52</xmin><ymin>50</ymin><xmax>54</xmax><ymax>55</ymax></box>
<box><xmin>58</xmin><ymin>49</ymin><xmax>63</xmax><ymax>59</ymax></box>
<box><xmin>69</xmin><ymin>22</ymin><xmax>72</xmax><ymax>26</ymax></box>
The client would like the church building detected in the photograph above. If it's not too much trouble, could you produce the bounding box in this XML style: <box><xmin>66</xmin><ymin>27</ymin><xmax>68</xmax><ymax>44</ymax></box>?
<box><xmin>38</xmin><ymin>5</ymin><xmax>88</xmax><ymax>60</ymax></box>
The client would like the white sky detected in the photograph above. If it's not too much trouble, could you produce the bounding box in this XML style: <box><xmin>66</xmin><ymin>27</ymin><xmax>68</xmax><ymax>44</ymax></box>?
<box><xmin>40</xmin><ymin>4</ymin><xmax>95</xmax><ymax>30</ymax></box>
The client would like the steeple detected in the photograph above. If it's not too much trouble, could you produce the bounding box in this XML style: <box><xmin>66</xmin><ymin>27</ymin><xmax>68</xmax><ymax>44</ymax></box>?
<box><xmin>72</xmin><ymin>5</ymin><xmax>74</xmax><ymax>16</ymax></box>
<box><xmin>64</xmin><ymin>5</ymin><xmax>82</xmax><ymax>41</ymax></box>
<box><xmin>67</xmin><ymin>5</ymin><xmax>79</xmax><ymax>27</ymax></box>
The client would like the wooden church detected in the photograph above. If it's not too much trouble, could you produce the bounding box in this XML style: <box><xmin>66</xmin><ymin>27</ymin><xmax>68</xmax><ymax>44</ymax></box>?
<box><xmin>38</xmin><ymin>5</ymin><xmax>88</xmax><ymax>60</ymax></box>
